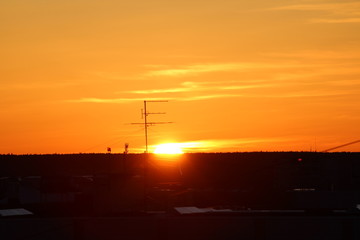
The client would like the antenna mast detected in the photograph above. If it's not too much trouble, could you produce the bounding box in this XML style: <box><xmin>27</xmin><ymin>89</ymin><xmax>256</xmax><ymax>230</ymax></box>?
<box><xmin>132</xmin><ymin>100</ymin><xmax>172</xmax><ymax>153</ymax></box>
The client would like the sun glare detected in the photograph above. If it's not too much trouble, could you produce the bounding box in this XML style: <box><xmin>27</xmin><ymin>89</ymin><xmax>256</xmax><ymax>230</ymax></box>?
<box><xmin>153</xmin><ymin>143</ymin><xmax>184</xmax><ymax>154</ymax></box>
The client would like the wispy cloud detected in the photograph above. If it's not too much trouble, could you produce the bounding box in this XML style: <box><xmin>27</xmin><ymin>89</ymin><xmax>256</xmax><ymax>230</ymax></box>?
<box><xmin>312</xmin><ymin>18</ymin><xmax>360</xmax><ymax>23</ymax></box>
<box><xmin>144</xmin><ymin>63</ymin><xmax>240</xmax><ymax>77</ymax></box>
<box><xmin>69</xmin><ymin>53</ymin><xmax>360</xmax><ymax>104</ymax></box>
<box><xmin>127</xmin><ymin>81</ymin><xmax>270</xmax><ymax>95</ymax></box>
<box><xmin>68</xmin><ymin>97</ymin><xmax>171</xmax><ymax>103</ymax></box>
<box><xmin>262</xmin><ymin>50</ymin><xmax>360</xmax><ymax>60</ymax></box>
<box><xmin>269</xmin><ymin>2</ymin><xmax>360</xmax><ymax>24</ymax></box>
<box><xmin>270</xmin><ymin>2</ymin><xmax>360</xmax><ymax>12</ymax></box>
<box><xmin>67</xmin><ymin>94</ymin><xmax>244</xmax><ymax>104</ymax></box>
<box><xmin>220</xmin><ymin>84</ymin><xmax>272</xmax><ymax>90</ymax></box>
<box><xmin>143</xmin><ymin>62</ymin><xmax>296</xmax><ymax>77</ymax></box>
<box><xmin>180</xmin><ymin>94</ymin><xmax>243</xmax><ymax>101</ymax></box>
<box><xmin>247</xmin><ymin>91</ymin><xmax>358</xmax><ymax>99</ymax></box>
<box><xmin>1</xmin><ymin>81</ymin><xmax>78</xmax><ymax>90</ymax></box>
<box><xmin>68</xmin><ymin>87</ymin><xmax>354</xmax><ymax>104</ymax></box>
<box><xmin>128</xmin><ymin>82</ymin><xmax>199</xmax><ymax>94</ymax></box>
<box><xmin>68</xmin><ymin>80</ymin><xmax>253</xmax><ymax>104</ymax></box>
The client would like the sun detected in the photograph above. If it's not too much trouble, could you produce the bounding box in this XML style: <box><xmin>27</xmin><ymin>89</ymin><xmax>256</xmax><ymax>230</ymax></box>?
<box><xmin>153</xmin><ymin>143</ymin><xmax>184</xmax><ymax>154</ymax></box>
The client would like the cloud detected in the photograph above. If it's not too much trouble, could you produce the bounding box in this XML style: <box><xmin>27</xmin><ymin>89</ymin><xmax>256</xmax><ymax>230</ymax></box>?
<box><xmin>67</xmin><ymin>94</ymin><xmax>243</xmax><ymax>104</ymax></box>
<box><xmin>179</xmin><ymin>94</ymin><xmax>243</xmax><ymax>101</ymax></box>
<box><xmin>130</xmin><ymin>88</ymin><xmax>187</xmax><ymax>94</ymax></box>
<box><xmin>68</xmin><ymin>80</ymin><xmax>252</xmax><ymax>104</ymax></box>
<box><xmin>1</xmin><ymin>81</ymin><xmax>78</xmax><ymax>90</ymax></box>
<box><xmin>127</xmin><ymin>81</ymin><xmax>270</xmax><ymax>95</ymax></box>
<box><xmin>69</xmin><ymin>54</ymin><xmax>360</xmax><ymax>104</ymax></box>
<box><xmin>268</xmin><ymin>2</ymin><xmax>360</xmax><ymax>24</ymax></box>
<box><xmin>312</xmin><ymin>18</ymin><xmax>360</xmax><ymax>23</ymax></box>
<box><xmin>70</xmin><ymin>88</ymin><xmax>353</xmax><ymax>105</ymax></box>
<box><xmin>220</xmin><ymin>84</ymin><xmax>272</xmax><ymax>90</ymax></box>
<box><xmin>262</xmin><ymin>50</ymin><xmax>360</xmax><ymax>60</ymax></box>
<box><xmin>128</xmin><ymin>82</ymin><xmax>199</xmax><ymax>94</ymax></box>
<box><xmin>143</xmin><ymin>62</ymin><xmax>296</xmax><ymax>77</ymax></box>
<box><xmin>270</xmin><ymin>2</ymin><xmax>360</xmax><ymax>13</ymax></box>
<box><xmin>250</xmin><ymin>91</ymin><xmax>357</xmax><ymax>99</ymax></box>
<box><xmin>144</xmin><ymin>63</ymin><xmax>240</xmax><ymax>77</ymax></box>
<box><xmin>68</xmin><ymin>97</ymin><xmax>171</xmax><ymax>103</ymax></box>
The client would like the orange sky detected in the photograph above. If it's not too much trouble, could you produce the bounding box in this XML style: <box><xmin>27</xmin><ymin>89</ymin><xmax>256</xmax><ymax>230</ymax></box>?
<box><xmin>1</xmin><ymin>0</ymin><xmax>360</xmax><ymax>154</ymax></box>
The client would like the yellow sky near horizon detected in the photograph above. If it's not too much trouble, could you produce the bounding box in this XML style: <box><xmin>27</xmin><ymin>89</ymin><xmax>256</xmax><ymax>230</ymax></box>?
<box><xmin>1</xmin><ymin>0</ymin><xmax>360</xmax><ymax>154</ymax></box>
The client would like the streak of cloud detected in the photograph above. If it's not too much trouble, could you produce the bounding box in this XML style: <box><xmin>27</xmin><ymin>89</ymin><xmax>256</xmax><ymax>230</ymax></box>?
<box><xmin>220</xmin><ymin>84</ymin><xmax>272</xmax><ymax>90</ymax></box>
<box><xmin>70</xmin><ymin>53</ymin><xmax>360</xmax><ymax>104</ymax></box>
<box><xmin>262</xmin><ymin>50</ymin><xmax>360</xmax><ymax>60</ymax></box>
<box><xmin>68</xmin><ymin>97</ymin><xmax>172</xmax><ymax>103</ymax></box>
<box><xmin>67</xmin><ymin>94</ymin><xmax>243</xmax><ymax>104</ymax></box>
<box><xmin>248</xmin><ymin>92</ymin><xmax>358</xmax><ymax>99</ymax></box>
<box><xmin>144</xmin><ymin>63</ymin><xmax>239</xmax><ymax>77</ymax></box>
<box><xmin>1</xmin><ymin>81</ymin><xmax>79</xmax><ymax>90</ymax></box>
<box><xmin>269</xmin><ymin>2</ymin><xmax>360</xmax><ymax>13</ymax></box>
<box><xmin>127</xmin><ymin>81</ymin><xmax>270</xmax><ymax>95</ymax></box>
<box><xmin>268</xmin><ymin>2</ymin><xmax>360</xmax><ymax>24</ymax></box>
<box><xmin>312</xmin><ymin>18</ymin><xmax>360</xmax><ymax>23</ymax></box>
<box><xmin>180</xmin><ymin>94</ymin><xmax>243</xmax><ymax>101</ymax></box>
<box><xmin>130</xmin><ymin>88</ymin><xmax>189</xmax><ymax>94</ymax></box>
<box><xmin>144</xmin><ymin>62</ymin><xmax>296</xmax><ymax>77</ymax></box>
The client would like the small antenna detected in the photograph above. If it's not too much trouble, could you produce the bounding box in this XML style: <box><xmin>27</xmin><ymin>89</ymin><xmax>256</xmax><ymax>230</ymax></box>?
<box><xmin>124</xmin><ymin>143</ymin><xmax>129</xmax><ymax>154</ymax></box>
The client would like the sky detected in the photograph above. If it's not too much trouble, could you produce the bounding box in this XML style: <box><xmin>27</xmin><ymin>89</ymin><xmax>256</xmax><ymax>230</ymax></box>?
<box><xmin>1</xmin><ymin>0</ymin><xmax>360</xmax><ymax>154</ymax></box>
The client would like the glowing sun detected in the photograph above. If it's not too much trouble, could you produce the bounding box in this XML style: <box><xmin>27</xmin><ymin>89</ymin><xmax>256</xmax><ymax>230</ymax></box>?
<box><xmin>153</xmin><ymin>143</ymin><xmax>184</xmax><ymax>154</ymax></box>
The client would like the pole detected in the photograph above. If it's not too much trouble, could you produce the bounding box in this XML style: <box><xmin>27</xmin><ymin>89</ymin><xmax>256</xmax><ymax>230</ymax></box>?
<box><xmin>141</xmin><ymin>100</ymin><xmax>169</xmax><ymax>211</ymax></box>
<box><xmin>143</xmin><ymin>101</ymin><xmax>148</xmax><ymax>211</ymax></box>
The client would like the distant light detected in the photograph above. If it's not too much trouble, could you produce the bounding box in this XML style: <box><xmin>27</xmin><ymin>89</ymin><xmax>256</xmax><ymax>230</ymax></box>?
<box><xmin>297</xmin><ymin>158</ymin><xmax>303</xmax><ymax>162</ymax></box>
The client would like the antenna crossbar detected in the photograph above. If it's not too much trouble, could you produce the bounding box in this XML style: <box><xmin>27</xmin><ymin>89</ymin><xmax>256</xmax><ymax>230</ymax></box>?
<box><xmin>145</xmin><ymin>100</ymin><xmax>169</xmax><ymax>103</ymax></box>
<box><xmin>131</xmin><ymin>122</ymin><xmax>173</xmax><ymax>125</ymax></box>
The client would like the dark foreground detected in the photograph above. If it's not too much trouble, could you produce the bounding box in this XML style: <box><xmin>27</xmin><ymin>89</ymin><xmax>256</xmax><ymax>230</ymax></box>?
<box><xmin>1</xmin><ymin>213</ymin><xmax>360</xmax><ymax>240</ymax></box>
<box><xmin>1</xmin><ymin>152</ymin><xmax>360</xmax><ymax>239</ymax></box>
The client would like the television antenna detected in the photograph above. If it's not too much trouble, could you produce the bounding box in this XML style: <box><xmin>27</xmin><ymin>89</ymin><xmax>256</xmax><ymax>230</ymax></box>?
<box><xmin>131</xmin><ymin>100</ymin><xmax>172</xmax><ymax>153</ymax></box>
